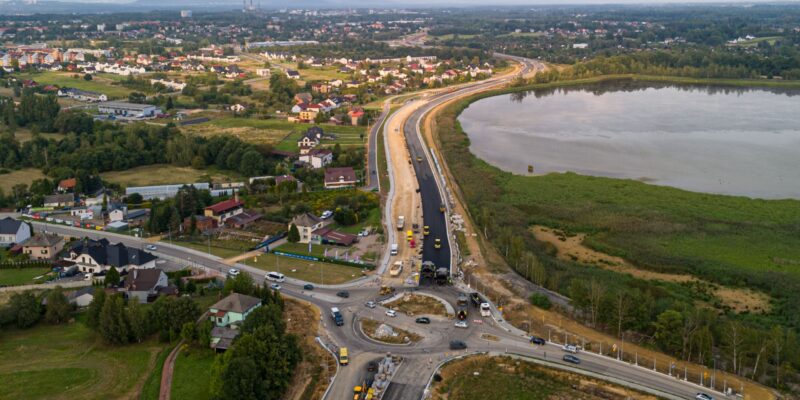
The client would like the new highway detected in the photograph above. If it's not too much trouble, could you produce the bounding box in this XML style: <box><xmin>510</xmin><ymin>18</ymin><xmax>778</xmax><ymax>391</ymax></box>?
<box><xmin>22</xmin><ymin>56</ymin><xmax>734</xmax><ymax>400</ymax></box>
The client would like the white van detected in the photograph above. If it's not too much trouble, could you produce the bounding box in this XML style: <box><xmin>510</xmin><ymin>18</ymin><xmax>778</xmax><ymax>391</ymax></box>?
<box><xmin>562</xmin><ymin>344</ymin><xmax>578</xmax><ymax>354</ymax></box>
<box><xmin>390</xmin><ymin>243</ymin><xmax>398</xmax><ymax>256</ymax></box>
<box><xmin>266</xmin><ymin>271</ymin><xmax>285</xmax><ymax>282</ymax></box>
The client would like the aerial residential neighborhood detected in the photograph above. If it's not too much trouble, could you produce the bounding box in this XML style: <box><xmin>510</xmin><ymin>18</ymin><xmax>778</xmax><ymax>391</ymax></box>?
<box><xmin>1</xmin><ymin>2</ymin><xmax>800</xmax><ymax>400</ymax></box>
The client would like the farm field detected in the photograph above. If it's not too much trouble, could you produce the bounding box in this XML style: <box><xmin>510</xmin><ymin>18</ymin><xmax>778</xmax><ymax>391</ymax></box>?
<box><xmin>0</xmin><ymin>317</ymin><xmax>166</xmax><ymax>400</ymax></box>
<box><xmin>15</xmin><ymin>71</ymin><xmax>133</xmax><ymax>99</ymax></box>
<box><xmin>0</xmin><ymin>168</ymin><xmax>46</xmax><ymax>192</ymax></box>
<box><xmin>100</xmin><ymin>164</ymin><xmax>242</xmax><ymax>188</ymax></box>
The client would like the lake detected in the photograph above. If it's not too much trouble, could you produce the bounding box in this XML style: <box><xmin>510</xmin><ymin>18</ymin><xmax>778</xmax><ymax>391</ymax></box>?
<box><xmin>458</xmin><ymin>80</ymin><xmax>800</xmax><ymax>199</ymax></box>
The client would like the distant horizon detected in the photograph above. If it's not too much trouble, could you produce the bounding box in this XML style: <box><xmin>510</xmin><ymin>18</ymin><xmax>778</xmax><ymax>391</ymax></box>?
<box><xmin>4</xmin><ymin>0</ymin><xmax>800</xmax><ymax>5</ymax></box>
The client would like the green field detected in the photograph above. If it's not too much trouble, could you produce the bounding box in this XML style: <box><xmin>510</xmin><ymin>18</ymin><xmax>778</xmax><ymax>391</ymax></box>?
<box><xmin>15</xmin><ymin>71</ymin><xmax>133</xmax><ymax>99</ymax></box>
<box><xmin>0</xmin><ymin>268</ymin><xmax>52</xmax><ymax>286</ymax></box>
<box><xmin>100</xmin><ymin>164</ymin><xmax>242</xmax><ymax>188</ymax></box>
<box><xmin>0</xmin><ymin>317</ymin><xmax>166</xmax><ymax>400</ymax></box>
<box><xmin>275</xmin><ymin>242</ymin><xmax>352</xmax><ymax>258</ymax></box>
<box><xmin>0</xmin><ymin>168</ymin><xmax>46</xmax><ymax>193</ymax></box>
<box><xmin>171</xmin><ymin>349</ymin><xmax>216</xmax><ymax>400</ymax></box>
<box><xmin>247</xmin><ymin>252</ymin><xmax>367</xmax><ymax>285</ymax></box>
<box><xmin>436</xmin><ymin>77</ymin><xmax>800</xmax><ymax>320</ymax></box>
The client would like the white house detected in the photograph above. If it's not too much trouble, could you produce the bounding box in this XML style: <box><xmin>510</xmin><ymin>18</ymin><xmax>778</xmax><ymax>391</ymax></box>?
<box><xmin>0</xmin><ymin>218</ymin><xmax>32</xmax><ymax>247</ymax></box>
<box><xmin>298</xmin><ymin>149</ymin><xmax>333</xmax><ymax>169</ymax></box>
<box><xmin>65</xmin><ymin>238</ymin><xmax>157</xmax><ymax>274</ymax></box>
<box><xmin>122</xmin><ymin>269</ymin><xmax>169</xmax><ymax>303</ymax></box>
<box><xmin>289</xmin><ymin>213</ymin><xmax>324</xmax><ymax>244</ymax></box>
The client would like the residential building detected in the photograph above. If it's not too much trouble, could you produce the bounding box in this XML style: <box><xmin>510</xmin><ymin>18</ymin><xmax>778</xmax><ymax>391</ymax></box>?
<box><xmin>67</xmin><ymin>286</ymin><xmax>95</xmax><ymax>307</ymax></box>
<box><xmin>98</xmin><ymin>101</ymin><xmax>158</xmax><ymax>119</ymax></box>
<box><xmin>286</xmin><ymin>70</ymin><xmax>300</xmax><ymax>79</ymax></box>
<box><xmin>290</xmin><ymin>212</ymin><xmax>324</xmax><ymax>244</ymax></box>
<box><xmin>204</xmin><ymin>198</ymin><xmax>244</xmax><ymax>224</ymax></box>
<box><xmin>44</xmin><ymin>193</ymin><xmax>76</xmax><ymax>208</ymax></box>
<box><xmin>211</xmin><ymin>326</ymin><xmax>240</xmax><ymax>352</ymax></box>
<box><xmin>65</xmin><ymin>238</ymin><xmax>157</xmax><ymax>274</ymax></box>
<box><xmin>311</xmin><ymin>227</ymin><xmax>358</xmax><ymax>246</ymax></box>
<box><xmin>298</xmin><ymin>148</ymin><xmax>333</xmax><ymax>169</ymax></box>
<box><xmin>183</xmin><ymin>215</ymin><xmax>217</xmax><ymax>233</ymax></box>
<box><xmin>122</xmin><ymin>269</ymin><xmax>169</xmax><ymax>303</ymax></box>
<box><xmin>348</xmin><ymin>108</ymin><xmax>365</xmax><ymax>126</ymax></box>
<box><xmin>209</xmin><ymin>293</ymin><xmax>261</xmax><ymax>328</ymax></box>
<box><xmin>0</xmin><ymin>217</ymin><xmax>32</xmax><ymax>247</ymax></box>
<box><xmin>57</xmin><ymin>88</ymin><xmax>107</xmax><ymax>102</ymax></box>
<box><xmin>22</xmin><ymin>233</ymin><xmax>64</xmax><ymax>260</ymax></box>
<box><xmin>57</xmin><ymin>178</ymin><xmax>76</xmax><ymax>192</ymax></box>
<box><xmin>324</xmin><ymin>167</ymin><xmax>357</xmax><ymax>189</ymax></box>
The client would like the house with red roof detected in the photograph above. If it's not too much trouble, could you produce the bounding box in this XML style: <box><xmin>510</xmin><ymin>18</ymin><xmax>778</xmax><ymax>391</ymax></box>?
<box><xmin>203</xmin><ymin>197</ymin><xmax>244</xmax><ymax>224</ymax></box>
<box><xmin>58</xmin><ymin>178</ymin><xmax>77</xmax><ymax>193</ymax></box>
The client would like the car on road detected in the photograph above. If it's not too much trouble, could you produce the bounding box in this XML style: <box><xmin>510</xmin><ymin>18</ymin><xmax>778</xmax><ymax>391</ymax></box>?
<box><xmin>434</xmin><ymin>238</ymin><xmax>441</xmax><ymax>249</ymax></box>
<box><xmin>145</xmin><ymin>244</ymin><xmax>157</xmax><ymax>251</ymax></box>
<box><xmin>365</xmin><ymin>301</ymin><xmax>376</xmax><ymax>308</ymax></box>
<box><xmin>423</xmin><ymin>226</ymin><xmax>430</xmax><ymax>235</ymax></box>
<box><xmin>530</xmin><ymin>336</ymin><xmax>546</xmax><ymax>345</ymax></box>
<box><xmin>321</xmin><ymin>210</ymin><xmax>333</xmax><ymax>219</ymax></box>
<box><xmin>454</xmin><ymin>321</ymin><xmax>468</xmax><ymax>329</ymax></box>
<box><xmin>270</xmin><ymin>283</ymin><xmax>281</xmax><ymax>291</ymax></box>
<box><xmin>563</xmin><ymin>355</ymin><xmax>581</xmax><ymax>364</ymax></box>
<box><xmin>303</xmin><ymin>284</ymin><xmax>314</xmax><ymax>290</ymax></box>
<box><xmin>415</xmin><ymin>317</ymin><xmax>431</xmax><ymax>324</ymax></box>
<box><xmin>336</xmin><ymin>291</ymin><xmax>350</xmax><ymax>298</ymax></box>
<box><xmin>416</xmin><ymin>156</ymin><xmax>422</xmax><ymax>162</ymax></box>
<box><xmin>695</xmin><ymin>394</ymin><xmax>713</xmax><ymax>400</ymax></box>
<box><xmin>449</xmin><ymin>340</ymin><xmax>468</xmax><ymax>350</ymax></box>
<box><xmin>227</xmin><ymin>268</ymin><xmax>240</xmax><ymax>277</ymax></box>
<box><xmin>385</xmin><ymin>310</ymin><xmax>397</xmax><ymax>317</ymax></box>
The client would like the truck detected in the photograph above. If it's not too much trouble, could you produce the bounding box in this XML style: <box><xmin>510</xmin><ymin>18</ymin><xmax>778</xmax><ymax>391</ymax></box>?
<box><xmin>331</xmin><ymin>307</ymin><xmax>344</xmax><ymax>326</ymax></box>
<box><xmin>389</xmin><ymin>261</ymin><xmax>403</xmax><ymax>277</ymax></box>
<box><xmin>397</xmin><ymin>215</ymin><xmax>405</xmax><ymax>231</ymax></box>
<box><xmin>339</xmin><ymin>347</ymin><xmax>349</xmax><ymax>365</ymax></box>
<box><xmin>469</xmin><ymin>292</ymin><xmax>482</xmax><ymax>307</ymax></box>
<box><xmin>457</xmin><ymin>293</ymin><xmax>468</xmax><ymax>306</ymax></box>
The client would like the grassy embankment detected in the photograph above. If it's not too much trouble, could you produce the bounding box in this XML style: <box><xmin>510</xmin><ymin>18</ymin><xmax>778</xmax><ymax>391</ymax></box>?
<box><xmin>0</xmin><ymin>315</ymin><xmax>167</xmax><ymax>400</ymax></box>
<box><xmin>430</xmin><ymin>355</ymin><xmax>656</xmax><ymax>400</ymax></box>
<box><xmin>0</xmin><ymin>268</ymin><xmax>51</xmax><ymax>286</ymax></box>
<box><xmin>435</xmin><ymin>74</ymin><xmax>800</xmax><ymax>321</ymax></box>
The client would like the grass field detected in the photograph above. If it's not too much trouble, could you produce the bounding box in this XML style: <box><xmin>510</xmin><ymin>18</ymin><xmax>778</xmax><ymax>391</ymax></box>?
<box><xmin>0</xmin><ymin>268</ymin><xmax>51</xmax><ymax>286</ymax></box>
<box><xmin>0</xmin><ymin>168</ymin><xmax>46</xmax><ymax>192</ymax></box>
<box><xmin>171</xmin><ymin>348</ymin><xmax>216</xmax><ymax>400</ymax></box>
<box><xmin>0</xmin><ymin>317</ymin><xmax>166</xmax><ymax>400</ymax></box>
<box><xmin>431</xmin><ymin>355</ymin><xmax>655</xmax><ymax>400</ymax></box>
<box><xmin>139</xmin><ymin>347</ymin><xmax>171</xmax><ymax>400</ymax></box>
<box><xmin>247</xmin><ymin>252</ymin><xmax>367</xmax><ymax>285</ymax></box>
<box><xmin>15</xmin><ymin>71</ymin><xmax>133</xmax><ymax>99</ymax></box>
<box><xmin>100</xmin><ymin>164</ymin><xmax>242</xmax><ymax>188</ymax></box>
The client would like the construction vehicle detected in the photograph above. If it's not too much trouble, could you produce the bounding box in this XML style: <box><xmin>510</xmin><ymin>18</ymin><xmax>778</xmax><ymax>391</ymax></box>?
<box><xmin>407</xmin><ymin>230</ymin><xmax>413</xmax><ymax>241</ymax></box>
<box><xmin>434</xmin><ymin>238</ymin><xmax>441</xmax><ymax>249</ymax></box>
<box><xmin>421</xmin><ymin>261</ymin><xmax>436</xmax><ymax>280</ymax></box>
<box><xmin>353</xmin><ymin>385</ymin><xmax>362</xmax><ymax>400</ymax></box>
<box><xmin>379</xmin><ymin>285</ymin><xmax>396</xmax><ymax>296</ymax></box>
<box><xmin>339</xmin><ymin>347</ymin><xmax>349</xmax><ymax>365</ymax></box>
<box><xmin>440</xmin><ymin>203</ymin><xmax>446</xmax><ymax>213</ymax></box>
<box><xmin>457</xmin><ymin>293</ymin><xmax>468</xmax><ymax>306</ymax></box>
<box><xmin>397</xmin><ymin>215</ymin><xmax>405</xmax><ymax>231</ymax></box>
<box><xmin>423</xmin><ymin>225</ymin><xmax>430</xmax><ymax>235</ymax></box>
<box><xmin>389</xmin><ymin>261</ymin><xmax>403</xmax><ymax>277</ymax></box>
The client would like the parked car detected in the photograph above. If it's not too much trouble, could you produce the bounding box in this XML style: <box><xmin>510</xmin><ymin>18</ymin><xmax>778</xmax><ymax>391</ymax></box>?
<box><xmin>321</xmin><ymin>210</ymin><xmax>333</xmax><ymax>219</ymax></box>
<box><xmin>385</xmin><ymin>309</ymin><xmax>397</xmax><ymax>317</ymax></box>
<box><xmin>336</xmin><ymin>291</ymin><xmax>350</xmax><ymax>298</ymax></box>
<box><xmin>454</xmin><ymin>321</ymin><xmax>468</xmax><ymax>329</ymax></box>
<box><xmin>358</xmin><ymin>229</ymin><xmax>370</xmax><ymax>237</ymax></box>
<box><xmin>270</xmin><ymin>283</ymin><xmax>282</xmax><ymax>291</ymax></box>
<box><xmin>695</xmin><ymin>394</ymin><xmax>713</xmax><ymax>400</ymax></box>
<box><xmin>415</xmin><ymin>317</ymin><xmax>431</xmax><ymax>324</ymax></box>
<box><xmin>365</xmin><ymin>301</ymin><xmax>376</xmax><ymax>308</ymax></box>
<box><xmin>563</xmin><ymin>355</ymin><xmax>581</xmax><ymax>364</ymax></box>
<box><xmin>145</xmin><ymin>244</ymin><xmax>157</xmax><ymax>251</ymax></box>
<box><xmin>449</xmin><ymin>340</ymin><xmax>468</xmax><ymax>350</ymax></box>
<box><xmin>227</xmin><ymin>268</ymin><xmax>240</xmax><ymax>277</ymax></box>
<box><xmin>530</xmin><ymin>336</ymin><xmax>546</xmax><ymax>345</ymax></box>
<box><xmin>303</xmin><ymin>283</ymin><xmax>314</xmax><ymax>290</ymax></box>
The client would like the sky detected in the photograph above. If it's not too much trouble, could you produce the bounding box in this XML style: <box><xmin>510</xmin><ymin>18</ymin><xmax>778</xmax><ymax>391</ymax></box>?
<box><xmin>21</xmin><ymin>0</ymin><xmax>800</xmax><ymax>4</ymax></box>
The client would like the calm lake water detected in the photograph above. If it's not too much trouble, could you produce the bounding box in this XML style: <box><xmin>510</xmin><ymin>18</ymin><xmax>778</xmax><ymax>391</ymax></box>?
<box><xmin>458</xmin><ymin>80</ymin><xmax>800</xmax><ymax>199</ymax></box>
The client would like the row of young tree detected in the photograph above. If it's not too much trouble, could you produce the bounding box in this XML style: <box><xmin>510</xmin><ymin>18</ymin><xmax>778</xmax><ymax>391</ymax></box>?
<box><xmin>0</xmin><ymin>288</ymin><xmax>73</xmax><ymax>332</ymax></box>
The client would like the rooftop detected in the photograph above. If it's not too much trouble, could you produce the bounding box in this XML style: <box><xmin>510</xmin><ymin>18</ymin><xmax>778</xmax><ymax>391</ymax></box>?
<box><xmin>205</xmin><ymin>199</ymin><xmax>244</xmax><ymax>214</ymax></box>
<box><xmin>210</xmin><ymin>293</ymin><xmax>261</xmax><ymax>314</ymax></box>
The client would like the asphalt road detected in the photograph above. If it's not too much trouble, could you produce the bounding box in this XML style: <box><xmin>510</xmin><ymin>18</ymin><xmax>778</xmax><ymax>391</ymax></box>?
<box><xmin>365</xmin><ymin>102</ymin><xmax>391</xmax><ymax>192</ymax></box>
